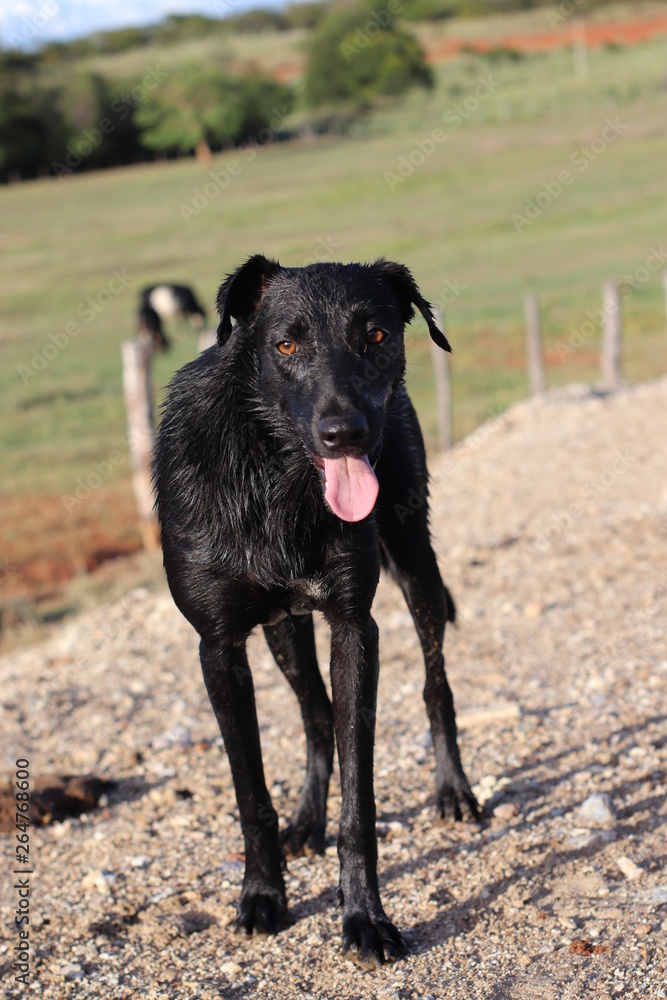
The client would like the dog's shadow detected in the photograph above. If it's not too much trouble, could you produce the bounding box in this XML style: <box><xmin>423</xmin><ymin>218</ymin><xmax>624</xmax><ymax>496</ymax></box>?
<box><xmin>287</xmin><ymin>709</ymin><xmax>666</xmax><ymax>959</ymax></box>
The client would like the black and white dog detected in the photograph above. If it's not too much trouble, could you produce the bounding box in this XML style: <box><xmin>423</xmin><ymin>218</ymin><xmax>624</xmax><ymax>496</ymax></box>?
<box><xmin>138</xmin><ymin>284</ymin><xmax>207</xmax><ymax>350</ymax></box>
<box><xmin>154</xmin><ymin>256</ymin><xmax>478</xmax><ymax>969</ymax></box>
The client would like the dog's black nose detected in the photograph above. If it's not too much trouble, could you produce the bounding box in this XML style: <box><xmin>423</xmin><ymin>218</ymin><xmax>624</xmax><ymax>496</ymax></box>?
<box><xmin>318</xmin><ymin>413</ymin><xmax>369</xmax><ymax>452</ymax></box>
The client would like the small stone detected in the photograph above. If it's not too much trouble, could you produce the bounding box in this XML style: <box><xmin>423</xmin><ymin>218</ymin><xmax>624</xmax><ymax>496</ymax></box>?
<box><xmin>524</xmin><ymin>601</ymin><xmax>543</xmax><ymax>618</ymax></box>
<box><xmin>80</xmin><ymin>870</ymin><xmax>114</xmax><ymax>894</ymax></box>
<box><xmin>570</xmin><ymin>939</ymin><xmax>594</xmax><ymax>956</ymax></box>
<box><xmin>598</xmin><ymin>829</ymin><xmax>617</xmax><ymax>844</ymax></box>
<box><xmin>153</xmin><ymin>725</ymin><xmax>193</xmax><ymax>749</ymax></box>
<box><xmin>458</xmin><ymin>701</ymin><xmax>521</xmax><ymax>730</ymax></box>
<box><xmin>634</xmin><ymin>923</ymin><xmax>652</xmax><ymax>937</ymax></box>
<box><xmin>493</xmin><ymin>801</ymin><xmax>520</xmax><ymax>822</ymax></box>
<box><xmin>130</xmin><ymin>855</ymin><xmax>153</xmax><ymax>869</ymax></box>
<box><xmin>220</xmin><ymin>960</ymin><xmax>243</xmax><ymax>978</ymax></box>
<box><xmin>62</xmin><ymin>963</ymin><xmax>84</xmax><ymax>980</ymax></box>
<box><xmin>538</xmin><ymin>942</ymin><xmax>557</xmax><ymax>954</ymax></box>
<box><xmin>575</xmin><ymin>792</ymin><xmax>616</xmax><ymax>827</ymax></box>
<box><xmin>639</xmin><ymin>886</ymin><xmax>667</xmax><ymax>905</ymax></box>
<box><xmin>616</xmin><ymin>856</ymin><xmax>644</xmax><ymax>881</ymax></box>
<box><xmin>148</xmin><ymin>786</ymin><xmax>177</xmax><ymax>807</ymax></box>
<box><xmin>377</xmin><ymin>820</ymin><xmax>408</xmax><ymax>839</ymax></box>
<box><xmin>566</xmin><ymin>827</ymin><xmax>597</xmax><ymax>849</ymax></box>
<box><xmin>473</xmin><ymin>774</ymin><xmax>499</xmax><ymax>802</ymax></box>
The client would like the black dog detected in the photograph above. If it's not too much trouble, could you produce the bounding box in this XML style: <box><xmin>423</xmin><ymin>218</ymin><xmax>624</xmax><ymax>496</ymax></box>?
<box><xmin>154</xmin><ymin>256</ymin><xmax>478</xmax><ymax>969</ymax></box>
<box><xmin>138</xmin><ymin>302</ymin><xmax>170</xmax><ymax>352</ymax></box>
<box><xmin>138</xmin><ymin>283</ymin><xmax>207</xmax><ymax>351</ymax></box>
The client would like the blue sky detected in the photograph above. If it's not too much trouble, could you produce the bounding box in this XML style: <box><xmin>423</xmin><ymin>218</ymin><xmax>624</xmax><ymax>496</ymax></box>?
<box><xmin>0</xmin><ymin>0</ymin><xmax>289</xmax><ymax>48</ymax></box>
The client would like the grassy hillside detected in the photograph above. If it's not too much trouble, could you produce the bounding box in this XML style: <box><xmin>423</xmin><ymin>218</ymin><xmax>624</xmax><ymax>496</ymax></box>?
<box><xmin>1</xmin><ymin>21</ymin><xmax>667</xmax><ymax>617</ymax></box>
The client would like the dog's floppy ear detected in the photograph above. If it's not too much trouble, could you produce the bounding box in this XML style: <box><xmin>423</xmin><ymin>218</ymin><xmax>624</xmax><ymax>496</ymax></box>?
<box><xmin>216</xmin><ymin>254</ymin><xmax>281</xmax><ymax>345</ymax></box>
<box><xmin>373</xmin><ymin>259</ymin><xmax>452</xmax><ymax>353</ymax></box>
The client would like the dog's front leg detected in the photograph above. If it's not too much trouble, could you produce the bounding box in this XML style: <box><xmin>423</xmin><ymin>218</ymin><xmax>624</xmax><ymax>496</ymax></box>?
<box><xmin>329</xmin><ymin>617</ymin><xmax>406</xmax><ymax>969</ymax></box>
<box><xmin>199</xmin><ymin>639</ymin><xmax>288</xmax><ymax>934</ymax></box>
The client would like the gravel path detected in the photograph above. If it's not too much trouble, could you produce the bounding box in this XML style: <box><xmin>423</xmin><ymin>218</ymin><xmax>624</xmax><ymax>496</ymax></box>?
<box><xmin>1</xmin><ymin>378</ymin><xmax>666</xmax><ymax>1000</ymax></box>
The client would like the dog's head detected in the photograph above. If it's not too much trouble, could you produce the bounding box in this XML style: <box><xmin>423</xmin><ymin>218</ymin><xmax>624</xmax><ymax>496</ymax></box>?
<box><xmin>216</xmin><ymin>254</ymin><xmax>451</xmax><ymax>522</ymax></box>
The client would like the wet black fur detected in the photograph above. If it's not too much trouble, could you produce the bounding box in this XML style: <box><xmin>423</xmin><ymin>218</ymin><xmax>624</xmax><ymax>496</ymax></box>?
<box><xmin>154</xmin><ymin>256</ymin><xmax>478</xmax><ymax>969</ymax></box>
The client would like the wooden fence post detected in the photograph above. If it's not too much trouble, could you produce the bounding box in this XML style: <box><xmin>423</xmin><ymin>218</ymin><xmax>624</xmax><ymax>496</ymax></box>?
<box><xmin>431</xmin><ymin>309</ymin><xmax>452</xmax><ymax>451</ymax></box>
<box><xmin>524</xmin><ymin>292</ymin><xmax>546</xmax><ymax>396</ymax></box>
<box><xmin>121</xmin><ymin>334</ymin><xmax>160</xmax><ymax>551</ymax></box>
<box><xmin>601</xmin><ymin>279</ymin><xmax>622</xmax><ymax>387</ymax></box>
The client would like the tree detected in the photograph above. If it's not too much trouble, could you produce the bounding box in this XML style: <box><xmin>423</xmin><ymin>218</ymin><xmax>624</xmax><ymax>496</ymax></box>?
<box><xmin>133</xmin><ymin>65</ymin><xmax>293</xmax><ymax>163</ymax></box>
<box><xmin>0</xmin><ymin>53</ymin><xmax>69</xmax><ymax>181</ymax></box>
<box><xmin>303</xmin><ymin>2</ymin><xmax>433</xmax><ymax>110</ymax></box>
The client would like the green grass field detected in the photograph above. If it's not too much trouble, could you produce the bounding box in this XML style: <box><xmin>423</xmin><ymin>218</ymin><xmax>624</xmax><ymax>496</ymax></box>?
<box><xmin>2</xmin><ymin>21</ymin><xmax>667</xmax><ymax>613</ymax></box>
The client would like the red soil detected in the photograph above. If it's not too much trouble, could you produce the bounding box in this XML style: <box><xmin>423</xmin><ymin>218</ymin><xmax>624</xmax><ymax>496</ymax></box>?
<box><xmin>273</xmin><ymin>14</ymin><xmax>667</xmax><ymax>81</ymax></box>
<box><xmin>0</xmin><ymin>481</ymin><xmax>142</xmax><ymax>605</ymax></box>
<box><xmin>425</xmin><ymin>15</ymin><xmax>667</xmax><ymax>61</ymax></box>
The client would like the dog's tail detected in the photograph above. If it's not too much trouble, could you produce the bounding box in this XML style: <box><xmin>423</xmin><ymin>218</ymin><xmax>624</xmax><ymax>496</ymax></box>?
<box><xmin>444</xmin><ymin>584</ymin><xmax>457</xmax><ymax>625</ymax></box>
<box><xmin>380</xmin><ymin>545</ymin><xmax>457</xmax><ymax>624</ymax></box>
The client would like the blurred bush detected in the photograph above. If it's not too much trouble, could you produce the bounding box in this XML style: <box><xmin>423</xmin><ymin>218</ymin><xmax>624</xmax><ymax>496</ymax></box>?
<box><xmin>134</xmin><ymin>66</ymin><xmax>294</xmax><ymax>161</ymax></box>
<box><xmin>0</xmin><ymin>53</ymin><xmax>69</xmax><ymax>180</ymax></box>
<box><xmin>303</xmin><ymin>1</ymin><xmax>433</xmax><ymax>110</ymax></box>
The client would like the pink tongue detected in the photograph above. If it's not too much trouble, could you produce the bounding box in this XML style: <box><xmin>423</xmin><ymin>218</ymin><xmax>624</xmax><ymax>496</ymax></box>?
<box><xmin>323</xmin><ymin>455</ymin><xmax>379</xmax><ymax>522</ymax></box>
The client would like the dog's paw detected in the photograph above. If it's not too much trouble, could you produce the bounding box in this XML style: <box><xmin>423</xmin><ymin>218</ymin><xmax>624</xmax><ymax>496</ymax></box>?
<box><xmin>235</xmin><ymin>887</ymin><xmax>290</xmax><ymax>936</ymax></box>
<box><xmin>436</xmin><ymin>780</ymin><xmax>480</xmax><ymax>824</ymax></box>
<box><xmin>280</xmin><ymin>819</ymin><xmax>326</xmax><ymax>860</ymax></box>
<box><xmin>342</xmin><ymin>913</ymin><xmax>407</xmax><ymax>970</ymax></box>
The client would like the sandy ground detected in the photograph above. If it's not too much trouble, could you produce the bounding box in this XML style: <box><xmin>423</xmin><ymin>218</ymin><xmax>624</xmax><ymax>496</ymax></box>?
<box><xmin>1</xmin><ymin>377</ymin><xmax>666</xmax><ymax>999</ymax></box>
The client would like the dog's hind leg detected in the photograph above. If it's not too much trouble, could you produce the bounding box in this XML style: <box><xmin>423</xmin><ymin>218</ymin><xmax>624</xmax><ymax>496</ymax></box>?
<box><xmin>378</xmin><ymin>530</ymin><xmax>479</xmax><ymax>823</ymax></box>
<box><xmin>263</xmin><ymin>614</ymin><xmax>334</xmax><ymax>858</ymax></box>
<box><xmin>199</xmin><ymin>639</ymin><xmax>289</xmax><ymax>934</ymax></box>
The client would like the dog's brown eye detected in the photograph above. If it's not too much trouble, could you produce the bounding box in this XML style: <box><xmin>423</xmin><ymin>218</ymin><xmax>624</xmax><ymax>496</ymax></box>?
<box><xmin>276</xmin><ymin>341</ymin><xmax>296</xmax><ymax>356</ymax></box>
<box><xmin>365</xmin><ymin>329</ymin><xmax>385</xmax><ymax>345</ymax></box>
